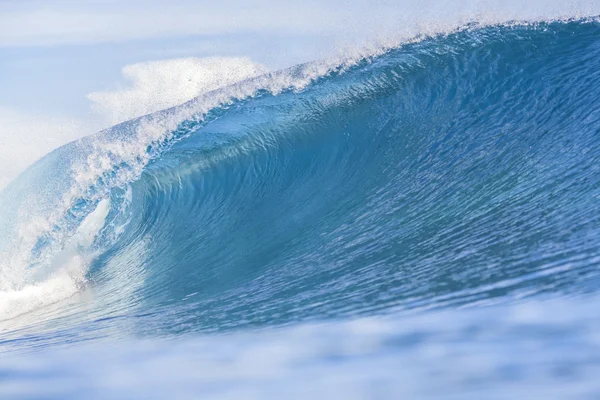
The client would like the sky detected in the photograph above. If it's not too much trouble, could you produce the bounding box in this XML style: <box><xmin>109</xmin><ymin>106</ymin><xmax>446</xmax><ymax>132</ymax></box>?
<box><xmin>0</xmin><ymin>0</ymin><xmax>360</xmax><ymax>118</ymax></box>
<box><xmin>0</xmin><ymin>0</ymin><xmax>366</xmax><ymax>188</ymax></box>
<box><xmin>1</xmin><ymin>0</ymin><xmax>600</xmax><ymax>189</ymax></box>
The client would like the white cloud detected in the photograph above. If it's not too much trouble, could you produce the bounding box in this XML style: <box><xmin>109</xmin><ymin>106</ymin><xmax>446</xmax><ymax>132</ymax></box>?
<box><xmin>0</xmin><ymin>108</ymin><xmax>90</xmax><ymax>189</ymax></box>
<box><xmin>87</xmin><ymin>56</ymin><xmax>268</xmax><ymax>125</ymax></box>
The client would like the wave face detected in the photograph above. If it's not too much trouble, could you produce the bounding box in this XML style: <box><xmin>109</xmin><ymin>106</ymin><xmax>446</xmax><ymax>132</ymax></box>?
<box><xmin>2</xmin><ymin>19</ymin><xmax>600</xmax><ymax>398</ymax></box>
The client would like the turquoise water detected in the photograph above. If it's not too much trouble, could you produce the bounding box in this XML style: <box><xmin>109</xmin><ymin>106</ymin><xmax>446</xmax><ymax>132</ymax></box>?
<box><xmin>1</xmin><ymin>20</ymin><xmax>600</xmax><ymax>398</ymax></box>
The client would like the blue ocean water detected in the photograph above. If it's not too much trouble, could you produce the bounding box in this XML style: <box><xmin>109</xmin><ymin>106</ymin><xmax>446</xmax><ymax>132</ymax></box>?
<box><xmin>1</xmin><ymin>19</ymin><xmax>600</xmax><ymax>398</ymax></box>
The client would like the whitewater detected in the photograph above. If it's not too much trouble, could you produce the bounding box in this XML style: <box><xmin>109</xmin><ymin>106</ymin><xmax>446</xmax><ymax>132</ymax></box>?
<box><xmin>2</xmin><ymin>2</ymin><xmax>600</xmax><ymax>398</ymax></box>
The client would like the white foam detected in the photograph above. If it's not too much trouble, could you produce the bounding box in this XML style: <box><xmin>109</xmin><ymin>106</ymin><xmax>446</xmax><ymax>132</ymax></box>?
<box><xmin>0</xmin><ymin>199</ymin><xmax>110</xmax><ymax>321</ymax></box>
<box><xmin>88</xmin><ymin>57</ymin><xmax>268</xmax><ymax>125</ymax></box>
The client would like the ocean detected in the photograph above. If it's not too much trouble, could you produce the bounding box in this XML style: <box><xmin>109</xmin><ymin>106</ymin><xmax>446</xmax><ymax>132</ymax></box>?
<box><xmin>1</xmin><ymin>12</ymin><xmax>600</xmax><ymax>399</ymax></box>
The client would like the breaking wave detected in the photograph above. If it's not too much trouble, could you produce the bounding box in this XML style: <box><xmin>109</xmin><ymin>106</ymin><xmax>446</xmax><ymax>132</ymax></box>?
<box><xmin>1</xmin><ymin>14</ymin><xmax>600</xmax><ymax>400</ymax></box>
